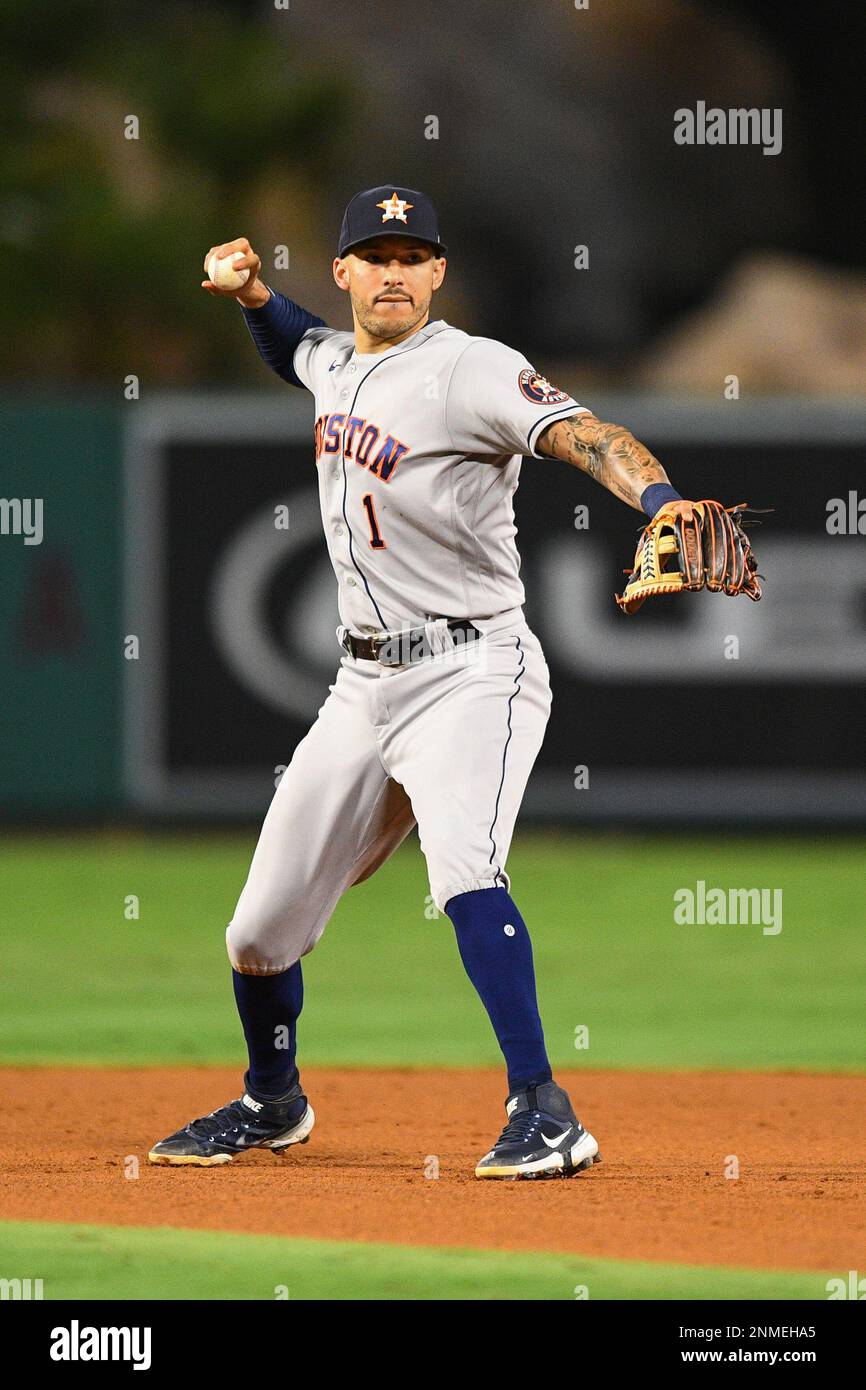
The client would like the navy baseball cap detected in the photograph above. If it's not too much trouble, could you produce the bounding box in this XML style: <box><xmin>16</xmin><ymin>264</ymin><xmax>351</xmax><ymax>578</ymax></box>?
<box><xmin>338</xmin><ymin>185</ymin><xmax>446</xmax><ymax>258</ymax></box>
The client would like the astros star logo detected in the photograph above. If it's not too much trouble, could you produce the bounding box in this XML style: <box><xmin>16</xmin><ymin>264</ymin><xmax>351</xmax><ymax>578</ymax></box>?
<box><xmin>531</xmin><ymin>376</ymin><xmax>560</xmax><ymax>402</ymax></box>
<box><xmin>376</xmin><ymin>192</ymin><xmax>414</xmax><ymax>224</ymax></box>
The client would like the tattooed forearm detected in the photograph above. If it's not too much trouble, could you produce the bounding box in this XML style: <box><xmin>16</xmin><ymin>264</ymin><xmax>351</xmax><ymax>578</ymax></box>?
<box><xmin>536</xmin><ymin>413</ymin><xmax>671</xmax><ymax>511</ymax></box>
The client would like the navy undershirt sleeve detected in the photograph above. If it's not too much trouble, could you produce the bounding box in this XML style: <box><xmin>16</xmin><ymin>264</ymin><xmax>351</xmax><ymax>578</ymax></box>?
<box><xmin>240</xmin><ymin>289</ymin><xmax>326</xmax><ymax>389</ymax></box>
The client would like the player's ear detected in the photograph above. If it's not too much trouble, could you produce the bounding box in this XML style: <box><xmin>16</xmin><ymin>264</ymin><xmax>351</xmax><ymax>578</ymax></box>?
<box><xmin>332</xmin><ymin>256</ymin><xmax>350</xmax><ymax>292</ymax></box>
<box><xmin>432</xmin><ymin>257</ymin><xmax>446</xmax><ymax>291</ymax></box>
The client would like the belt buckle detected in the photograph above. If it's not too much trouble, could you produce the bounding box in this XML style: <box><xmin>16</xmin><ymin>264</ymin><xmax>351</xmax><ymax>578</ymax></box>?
<box><xmin>373</xmin><ymin>631</ymin><xmax>408</xmax><ymax>667</ymax></box>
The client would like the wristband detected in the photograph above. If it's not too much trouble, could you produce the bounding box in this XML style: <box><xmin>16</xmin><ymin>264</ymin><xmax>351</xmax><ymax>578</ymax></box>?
<box><xmin>640</xmin><ymin>483</ymin><xmax>682</xmax><ymax>518</ymax></box>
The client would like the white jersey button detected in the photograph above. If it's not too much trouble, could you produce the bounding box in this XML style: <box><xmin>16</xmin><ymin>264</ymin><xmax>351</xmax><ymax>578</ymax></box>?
<box><xmin>346</xmin><ymin>576</ymin><xmax>357</xmax><ymax>587</ymax></box>
<box><xmin>340</xmin><ymin>390</ymin><xmax>349</xmax><ymax>400</ymax></box>
<box><xmin>334</xmin><ymin>525</ymin><xmax>344</xmax><ymax>536</ymax></box>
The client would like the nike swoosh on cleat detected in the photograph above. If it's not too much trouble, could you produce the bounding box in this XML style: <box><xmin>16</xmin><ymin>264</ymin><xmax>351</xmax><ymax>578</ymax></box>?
<box><xmin>541</xmin><ymin>1130</ymin><xmax>570</xmax><ymax>1149</ymax></box>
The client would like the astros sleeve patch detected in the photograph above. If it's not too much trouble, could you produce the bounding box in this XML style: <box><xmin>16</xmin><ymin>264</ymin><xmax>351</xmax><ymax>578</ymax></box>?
<box><xmin>446</xmin><ymin>338</ymin><xmax>585</xmax><ymax>458</ymax></box>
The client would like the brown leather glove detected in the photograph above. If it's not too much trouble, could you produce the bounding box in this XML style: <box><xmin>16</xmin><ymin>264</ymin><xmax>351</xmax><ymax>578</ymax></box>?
<box><xmin>615</xmin><ymin>501</ymin><xmax>763</xmax><ymax>615</ymax></box>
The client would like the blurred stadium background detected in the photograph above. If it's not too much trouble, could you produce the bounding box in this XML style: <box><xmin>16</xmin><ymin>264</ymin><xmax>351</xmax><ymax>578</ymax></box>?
<box><xmin>1</xmin><ymin>0</ymin><xmax>865</xmax><ymax>1301</ymax></box>
<box><xmin>2</xmin><ymin>0</ymin><xmax>865</xmax><ymax>826</ymax></box>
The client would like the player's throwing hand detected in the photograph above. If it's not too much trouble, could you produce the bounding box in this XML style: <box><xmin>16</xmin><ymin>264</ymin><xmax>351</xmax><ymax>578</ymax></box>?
<box><xmin>201</xmin><ymin>238</ymin><xmax>268</xmax><ymax>309</ymax></box>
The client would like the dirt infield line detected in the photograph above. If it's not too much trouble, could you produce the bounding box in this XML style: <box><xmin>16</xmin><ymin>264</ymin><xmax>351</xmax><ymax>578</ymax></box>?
<box><xmin>3</xmin><ymin>1066</ymin><xmax>863</xmax><ymax>1272</ymax></box>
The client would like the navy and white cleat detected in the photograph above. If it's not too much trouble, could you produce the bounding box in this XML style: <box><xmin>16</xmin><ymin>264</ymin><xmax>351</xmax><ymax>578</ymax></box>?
<box><xmin>148</xmin><ymin>1076</ymin><xmax>314</xmax><ymax>1167</ymax></box>
<box><xmin>475</xmin><ymin>1080</ymin><xmax>601</xmax><ymax>1180</ymax></box>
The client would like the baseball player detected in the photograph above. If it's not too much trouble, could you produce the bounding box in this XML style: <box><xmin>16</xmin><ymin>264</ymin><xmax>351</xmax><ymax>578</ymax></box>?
<box><xmin>148</xmin><ymin>185</ymin><xmax>742</xmax><ymax>1180</ymax></box>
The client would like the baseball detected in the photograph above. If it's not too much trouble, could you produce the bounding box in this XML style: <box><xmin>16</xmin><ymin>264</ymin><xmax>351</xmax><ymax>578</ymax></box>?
<box><xmin>207</xmin><ymin>250</ymin><xmax>250</xmax><ymax>291</ymax></box>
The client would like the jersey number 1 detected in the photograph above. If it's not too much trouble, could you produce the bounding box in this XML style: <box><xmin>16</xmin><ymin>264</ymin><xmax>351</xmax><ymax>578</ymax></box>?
<box><xmin>361</xmin><ymin>493</ymin><xmax>386</xmax><ymax>549</ymax></box>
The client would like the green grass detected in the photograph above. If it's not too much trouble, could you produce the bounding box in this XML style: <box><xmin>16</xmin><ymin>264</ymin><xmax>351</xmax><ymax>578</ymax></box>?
<box><xmin>0</xmin><ymin>1221</ymin><xmax>833</xmax><ymax>1301</ymax></box>
<box><xmin>1</xmin><ymin>830</ymin><xmax>864</xmax><ymax>1070</ymax></box>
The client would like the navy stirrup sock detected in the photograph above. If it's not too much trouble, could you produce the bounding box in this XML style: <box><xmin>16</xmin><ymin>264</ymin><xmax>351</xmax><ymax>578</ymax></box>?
<box><xmin>445</xmin><ymin>887</ymin><xmax>552</xmax><ymax>1094</ymax></box>
<box><xmin>232</xmin><ymin>963</ymin><xmax>304</xmax><ymax>1100</ymax></box>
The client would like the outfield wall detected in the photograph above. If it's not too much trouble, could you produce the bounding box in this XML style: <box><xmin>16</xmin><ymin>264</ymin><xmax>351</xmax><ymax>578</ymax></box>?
<box><xmin>0</xmin><ymin>399</ymin><xmax>123</xmax><ymax>813</ymax></box>
<box><xmin>2</xmin><ymin>394</ymin><xmax>865</xmax><ymax>823</ymax></box>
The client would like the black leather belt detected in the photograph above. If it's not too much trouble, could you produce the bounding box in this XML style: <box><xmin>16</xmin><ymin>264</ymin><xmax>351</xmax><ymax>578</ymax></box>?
<box><xmin>341</xmin><ymin>618</ymin><xmax>481</xmax><ymax>666</ymax></box>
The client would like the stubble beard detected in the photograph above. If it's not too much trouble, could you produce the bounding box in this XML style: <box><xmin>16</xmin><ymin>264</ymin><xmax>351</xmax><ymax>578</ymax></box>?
<box><xmin>353</xmin><ymin>291</ymin><xmax>430</xmax><ymax>342</ymax></box>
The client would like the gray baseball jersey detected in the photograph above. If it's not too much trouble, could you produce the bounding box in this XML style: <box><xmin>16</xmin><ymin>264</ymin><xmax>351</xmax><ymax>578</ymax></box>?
<box><xmin>293</xmin><ymin>319</ymin><xmax>587</xmax><ymax>634</ymax></box>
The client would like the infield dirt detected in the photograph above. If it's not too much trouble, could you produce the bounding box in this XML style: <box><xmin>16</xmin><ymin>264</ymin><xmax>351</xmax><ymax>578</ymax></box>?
<box><xmin>3</xmin><ymin>1066</ymin><xmax>863</xmax><ymax>1272</ymax></box>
